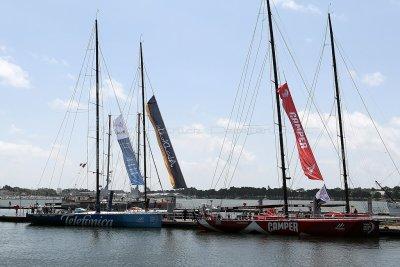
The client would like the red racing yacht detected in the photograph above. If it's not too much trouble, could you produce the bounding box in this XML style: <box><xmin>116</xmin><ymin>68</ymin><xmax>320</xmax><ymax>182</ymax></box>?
<box><xmin>198</xmin><ymin>0</ymin><xmax>379</xmax><ymax>237</ymax></box>
<box><xmin>198</xmin><ymin>212</ymin><xmax>379</xmax><ymax>237</ymax></box>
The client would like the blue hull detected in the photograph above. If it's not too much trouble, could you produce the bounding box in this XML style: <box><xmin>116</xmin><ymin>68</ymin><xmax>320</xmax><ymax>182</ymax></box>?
<box><xmin>27</xmin><ymin>212</ymin><xmax>162</xmax><ymax>228</ymax></box>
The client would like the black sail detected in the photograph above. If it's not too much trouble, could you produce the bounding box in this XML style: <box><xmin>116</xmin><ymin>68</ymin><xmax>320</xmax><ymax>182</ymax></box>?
<box><xmin>146</xmin><ymin>95</ymin><xmax>187</xmax><ymax>189</ymax></box>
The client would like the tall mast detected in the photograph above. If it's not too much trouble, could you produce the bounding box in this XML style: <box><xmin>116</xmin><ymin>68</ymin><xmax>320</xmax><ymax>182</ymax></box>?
<box><xmin>106</xmin><ymin>114</ymin><xmax>112</xmax><ymax>190</ymax></box>
<box><xmin>95</xmin><ymin>20</ymin><xmax>101</xmax><ymax>213</ymax></box>
<box><xmin>328</xmin><ymin>13</ymin><xmax>350</xmax><ymax>213</ymax></box>
<box><xmin>137</xmin><ymin>112</ymin><xmax>141</xmax><ymax>167</ymax></box>
<box><xmin>140</xmin><ymin>42</ymin><xmax>148</xmax><ymax>210</ymax></box>
<box><xmin>266</xmin><ymin>0</ymin><xmax>288</xmax><ymax>217</ymax></box>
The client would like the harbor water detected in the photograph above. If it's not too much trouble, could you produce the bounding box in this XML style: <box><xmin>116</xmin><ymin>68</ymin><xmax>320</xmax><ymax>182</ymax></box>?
<box><xmin>1</xmin><ymin>222</ymin><xmax>399</xmax><ymax>266</ymax></box>
<box><xmin>1</xmin><ymin>198</ymin><xmax>399</xmax><ymax>266</ymax></box>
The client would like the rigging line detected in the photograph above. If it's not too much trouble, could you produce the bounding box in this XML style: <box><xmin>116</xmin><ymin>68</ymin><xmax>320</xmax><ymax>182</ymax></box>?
<box><xmin>57</xmin><ymin>50</ymin><xmax>93</xmax><ymax>189</ymax></box>
<box><xmin>86</xmin><ymin>55</ymin><xmax>93</xmax><ymax>190</ymax></box>
<box><xmin>216</xmin><ymin>8</ymin><xmax>267</xmax><ymax>189</ymax></box>
<box><xmin>336</xmin><ymin>44</ymin><xmax>389</xmax><ymax>128</ymax></box>
<box><xmin>143</xmin><ymin>63</ymin><xmax>157</xmax><ymax>96</ymax></box>
<box><xmin>271</xmin><ymin>7</ymin><xmax>309</xmax><ymax>86</ymax></box>
<box><xmin>145</xmin><ymin>131</ymin><xmax>163</xmax><ymax>192</ymax></box>
<box><xmin>49</xmin><ymin>70</ymin><xmax>86</xmax><ymax>189</ymax></box>
<box><xmin>288</xmin><ymin>22</ymin><xmax>328</xmax><ymax>167</ymax></box>
<box><xmin>123</xmin><ymin>52</ymin><xmax>140</xmax><ymax>114</ymax></box>
<box><xmin>37</xmin><ymin>26</ymin><xmax>95</xmax><ymax>188</ymax></box>
<box><xmin>122</xmin><ymin>49</ymin><xmax>140</xmax><ymax>117</ymax></box>
<box><xmin>273</xmin><ymin>15</ymin><xmax>340</xmax><ymax>158</ymax></box>
<box><xmin>225</xmin><ymin>52</ymin><xmax>268</xmax><ymax>189</ymax></box>
<box><xmin>225</xmin><ymin>54</ymin><xmax>268</xmax><ymax>190</ymax></box>
<box><xmin>123</xmin><ymin>69</ymin><xmax>139</xmax><ymax>114</ymax></box>
<box><xmin>218</xmin><ymin>16</ymin><xmax>266</xmax><ymax>189</ymax></box>
<box><xmin>99</xmin><ymin>47</ymin><xmax>123</xmax><ymax>114</ymax></box>
<box><xmin>269</xmin><ymin>51</ymin><xmax>281</xmax><ymax>189</ymax></box>
<box><xmin>335</xmin><ymin>39</ymin><xmax>400</xmax><ymax>182</ymax></box>
<box><xmin>101</xmin><ymin>70</ymin><xmax>107</xmax><ymax>186</ymax></box>
<box><xmin>211</xmin><ymin>0</ymin><xmax>263</xmax><ymax>189</ymax></box>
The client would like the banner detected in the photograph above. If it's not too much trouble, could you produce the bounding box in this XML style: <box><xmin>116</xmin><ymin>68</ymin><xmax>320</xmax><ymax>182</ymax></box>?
<box><xmin>315</xmin><ymin>184</ymin><xmax>330</xmax><ymax>203</ymax></box>
<box><xmin>113</xmin><ymin>115</ymin><xmax>144</xmax><ymax>185</ymax></box>
<box><xmin>277</xmin><ymin>83</ymin><xmax>323</xmax><ymax>180</ymax></box>
<box><xmin>146</xmin><ymin>95</ymin><xmax>187</xmax><ymax>189</ymax></box>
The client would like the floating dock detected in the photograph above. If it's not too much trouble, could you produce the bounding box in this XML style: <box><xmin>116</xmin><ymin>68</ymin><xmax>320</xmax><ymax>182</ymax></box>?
<box><xmin>0</xmin><ymin>215</ymin><xmax>30</xmax><ymax>223</ymax></box>
<box><xmin>162</xmin><ymin>219</ymin><xmax>197</xmax><ymax>229</ymax></box>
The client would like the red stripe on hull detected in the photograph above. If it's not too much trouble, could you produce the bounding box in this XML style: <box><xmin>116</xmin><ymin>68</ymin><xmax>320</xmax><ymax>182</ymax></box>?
<box><xmin>198</xmin><ymin>218</ymin><xmax>379</xmax><ymax>237</ymax></box>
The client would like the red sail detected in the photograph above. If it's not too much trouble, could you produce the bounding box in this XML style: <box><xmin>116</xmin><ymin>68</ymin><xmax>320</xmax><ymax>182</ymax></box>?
<box><xmin>277</xmin><ymin>83</ymin><xmax>323</xmax><ymax>180</ymax></box>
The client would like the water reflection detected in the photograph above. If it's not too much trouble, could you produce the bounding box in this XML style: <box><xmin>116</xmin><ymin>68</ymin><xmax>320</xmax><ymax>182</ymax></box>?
<box><xmin>0</xmin><ymin>223</ymin><xmax>397</xmax><ymax>266</ymax></box>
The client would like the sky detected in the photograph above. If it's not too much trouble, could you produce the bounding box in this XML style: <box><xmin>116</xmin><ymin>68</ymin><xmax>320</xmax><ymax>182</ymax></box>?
<box><xmin>0</xmin><ymin>0</ymin><xmax>399</xmax><ymax>191</ymax></box>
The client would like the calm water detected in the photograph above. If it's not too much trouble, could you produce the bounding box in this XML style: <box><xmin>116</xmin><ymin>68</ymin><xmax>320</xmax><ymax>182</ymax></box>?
<box><xmin>1</xmin><ymin>198</ymin><xmax>399</xmax><ymax>266</ymax></box>
<box><xmin>1</xmin><ymin>222</ymin><xmax>399</xmax><ymax>266</ymax></box>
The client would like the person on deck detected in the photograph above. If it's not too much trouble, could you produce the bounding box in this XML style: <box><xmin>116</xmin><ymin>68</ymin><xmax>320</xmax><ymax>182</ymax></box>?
<box><xmin>14</xmin><ymin>205</ymin><xmax>19</xmax><ymax>215</ymax></box>
<box><xmin>183</xmin><ymin>209</ymin><xmax>188</xmax><ymax>221</ymax></box>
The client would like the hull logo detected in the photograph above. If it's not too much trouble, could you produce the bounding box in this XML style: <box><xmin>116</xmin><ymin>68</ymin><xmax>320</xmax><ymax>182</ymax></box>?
<box><xmin>60</xmin><ymin>215</ymin><xmax>114</xmax><ymax>227</ymax></box>
<box><xmin>335</xmin><ymin>223</ymin><xmax>345</xmax><ymax>231</ymax></box>
<box><xmin>363</xmin><ymin>222</ymin><xmax>375</xmax><ymax>234</ymax></box>
<box><xmin>267</xmin><ymin>221</ymin><xmax>298</xmax><ymax>233</ymax></box>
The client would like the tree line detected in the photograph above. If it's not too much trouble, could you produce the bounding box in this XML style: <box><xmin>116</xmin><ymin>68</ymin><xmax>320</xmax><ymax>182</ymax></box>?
<box><xmin>2</xmin><ymin>184</ymin><xmax>400</xmax><ymax>201</ymax></box>
<box><xmin>163</xmin><ymin>186</ymin><xmax>400</xmax><ymax>201</ymax></box>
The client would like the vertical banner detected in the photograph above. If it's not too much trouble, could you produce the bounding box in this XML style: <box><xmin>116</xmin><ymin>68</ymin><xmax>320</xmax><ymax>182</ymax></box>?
<box><xmin>277</xmin><ymin>83</ymin><xmax>323</xmax><ymax>181</ymax></box>
<box><xmin>146</xmin><ymin>95</ymin><xmax>187</xmax><ymax>189</ymax></box>
<box><xmin>113</xmin><ymin>115</ymin><xmax>144</xmax><ymax>185</ymax></box>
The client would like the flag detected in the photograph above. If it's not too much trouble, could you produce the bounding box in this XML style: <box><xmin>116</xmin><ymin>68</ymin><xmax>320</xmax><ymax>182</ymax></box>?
<box><xmin>277</xmin><ymin>83</ymin><xmax>323</xmax><ymax>180</ymax></box>
<box><xmin>315</xmin><ymin>184</ymin><xmax>331</xmax><ymax>204</ymax></box>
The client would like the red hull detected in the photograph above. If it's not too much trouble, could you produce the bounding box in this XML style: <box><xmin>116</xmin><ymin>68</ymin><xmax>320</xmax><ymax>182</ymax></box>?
<box><xmin>198</xmin><ymin>217</ymin><xmax>379</xmax><ymax>237</ymax></box>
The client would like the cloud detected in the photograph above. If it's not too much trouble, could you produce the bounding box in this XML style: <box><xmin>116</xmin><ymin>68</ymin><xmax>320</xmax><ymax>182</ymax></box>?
<box><xmin>30</xmin><ymin>53</ymin><xmax>69</xmax><ymax>67</ymax></box>
<box><xmin>273</xmin><ymin>0</ymin><xmax>321</xmax><ymax>15</ymax></box>
<box><xmin>90</xmin><ymin>78</ymin><xmax>127</xmax><ymax>102</ymax></box>
<box><xmin>104</xmin><ymin>78</ymin><xmax>127</xmax><ymax>101</ymax></box>
<box><xmin>390</xmin><ymin>117</ymin><xmax>400</xmax><ymax>127</ymax></box>
<box><xmin>0</xmin><ymin>140</ymin><xmax>48</xmax><ymax>158</ymax></box>
<box><xmin>295</xmin><ymin>110</ymin><xmax>400</xmax><ymax>186</ymax></box>
<box><xmin>349</xmin><ymin>70</ymin><xmax>358</xmax><ymax>80</ymax></box>
<box><xmin>9</xmin><ymin>124</ymin><xmax>23</xmax><ymax>134</ymax></box>
<box><xmin>48</xmin><ymin>98</ymin><xmax>87</xmax><ymax>111</ymax></box>
<box><xmin>169</xmin><ymin>121</ymin><xmax>256</xmax><ymax>188</ymax></box>
<box><xmin>0</xmin><ymin>57</ymin><xmax>30</xmax><ymax>88</ymax></box>
<box><xmin>362</xmin><ymin>72</ymin><xmax>386</xmax><ymax>87</ymax></box>
<box><xmin>66</xmin><ymin>73</ymin><xmax>75</xmax><ymax>81</ymax></box>
<box><xmin>0</xmin><ymin>45</ymin><xmax>6</xmax><ymax>53</ymax></box>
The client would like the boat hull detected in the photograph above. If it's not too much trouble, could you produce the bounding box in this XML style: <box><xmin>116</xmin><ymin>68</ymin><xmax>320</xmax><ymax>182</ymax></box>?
<box><xmin>198</xmin><ymin>217</ymin><xmax>379</xmax><ymax>237</ymax></box>
<box><xmin>27</xmin><ymin>212</ymin><xmax>163</xmax><ymax>228</ymax></box>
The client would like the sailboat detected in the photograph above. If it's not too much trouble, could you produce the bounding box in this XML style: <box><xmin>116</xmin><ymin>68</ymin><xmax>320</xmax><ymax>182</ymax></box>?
<box><xmin>27</xmin><ymin>20</ymin><xmax>163</xmax><ymax>228</ymax></box>
<box><xmin>198</xmin><ymin>0</ymin><xmax>379</xmax><ymax>237</ymax></box>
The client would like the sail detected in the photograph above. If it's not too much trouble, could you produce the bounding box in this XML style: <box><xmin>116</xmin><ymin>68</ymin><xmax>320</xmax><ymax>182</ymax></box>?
<box><xmin>277</xmin><ymin>83</ymin><xmax>323</xmax><ymax>180</ymax></box>
<box><xmin>146</xmin><ymin>95</ymin><xmax>187</xmax><ymax>189</ymax></box>
<box><xmin>113</xmin><ymin>115</ymin><xmax>144</xmax><ymax>185</ymax></box>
